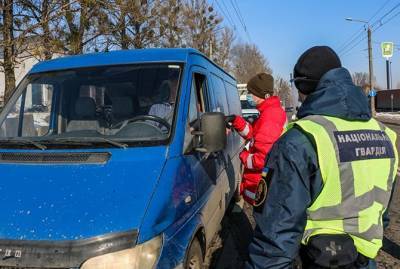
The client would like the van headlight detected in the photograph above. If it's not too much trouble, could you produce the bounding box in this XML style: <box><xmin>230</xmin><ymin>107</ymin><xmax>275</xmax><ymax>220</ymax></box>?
<box><xmin>81</xmin><ymin>235</ymin><xmax>162</xmax><ymax>269</ymax></box>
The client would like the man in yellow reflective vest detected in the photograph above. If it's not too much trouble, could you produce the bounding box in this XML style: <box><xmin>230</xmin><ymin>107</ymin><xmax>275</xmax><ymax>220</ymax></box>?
<box><xmin>245</xmin><ymin>46</ymin><xmax>398</xmax><ymax>269</ymax></box>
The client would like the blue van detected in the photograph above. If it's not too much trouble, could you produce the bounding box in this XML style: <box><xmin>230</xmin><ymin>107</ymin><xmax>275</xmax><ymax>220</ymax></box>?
<box><xmin>0</xmin><ymin>49</ymin><xmax>243</xmax><ymax>269</ymax></box>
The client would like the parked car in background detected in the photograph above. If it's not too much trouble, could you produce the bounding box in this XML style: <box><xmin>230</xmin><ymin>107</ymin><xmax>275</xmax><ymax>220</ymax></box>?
<box><xmin>240</xmin><ymin>94</ymin><xmax>259</xmax><ymax>123</ymax></box>
<box><xmin>285</xmin><ymin>107</ymin><xmax>294</xmax><ymax>113</ymax></box>
<box><xmin>0</xmin><ymin>48</ymin><xmax>243</xmax><ymax>269</ymax></box>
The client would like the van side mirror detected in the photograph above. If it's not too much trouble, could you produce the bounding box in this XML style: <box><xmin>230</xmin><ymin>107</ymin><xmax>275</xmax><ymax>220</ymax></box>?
<box><xmin>193</xmin><ymin>112</ymin><xmax>226</xmax><ymax>154</ymax></box>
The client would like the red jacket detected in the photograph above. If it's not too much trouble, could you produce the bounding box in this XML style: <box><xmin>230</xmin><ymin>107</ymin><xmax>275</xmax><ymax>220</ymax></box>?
<box><xmin>232</xmin><ymin>96</ymin><xmax>287</xmax><ymax>204</ymax></box>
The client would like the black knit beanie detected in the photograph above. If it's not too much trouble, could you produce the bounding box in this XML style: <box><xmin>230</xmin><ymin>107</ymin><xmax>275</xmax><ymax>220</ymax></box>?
<box><xmin>294</xmin><ymin>46</ymin><xmax>342</xmax><ymax>94</ymax></box>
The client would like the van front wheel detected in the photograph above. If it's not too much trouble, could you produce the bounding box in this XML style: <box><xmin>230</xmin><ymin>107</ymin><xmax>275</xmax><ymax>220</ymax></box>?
<box><xmin>184</xmin><ymin>238</ymin><xmax>203</xmax><ymax>269</ymax></box>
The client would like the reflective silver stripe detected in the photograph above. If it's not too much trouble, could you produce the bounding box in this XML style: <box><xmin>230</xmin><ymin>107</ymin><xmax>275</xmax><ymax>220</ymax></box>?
<box><xmin>244</xmin><ymin>189</ymin><xmax>256</xmax><ymax>200</ymax></box>
<box><xmin>239</xmin><ymin>124</ymin><xmax>250</xmax><ymax>137</ymax></box>
<box><xmin>303</xmin><ymin>229</ymin><xmax>314</xmax><ymax>243</ymax></box>
<box><xmin>309</xmin><ymin>187</ymin><xmax>390</xmax><ymax>219</ymax></box>
<box><xmin>355</xmin><ymin>223</ymin><xmax>383</xmax><ymax>241</ymax></box>
<box><xmin>377</xmin><ymin>121</ymin><xmax>397</xmax><ymax>196</ymax></box>
<box><xmin>247</xmin><ymin>154</ymin><xmax>254</xmax><ymax>169</ymax></box>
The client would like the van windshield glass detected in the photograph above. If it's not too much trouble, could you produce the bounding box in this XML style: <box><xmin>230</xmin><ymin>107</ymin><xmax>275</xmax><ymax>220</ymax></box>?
<box><xmin>0</xmin><ymin>64</ymin><xmax>182</xmax><ymax>147</ymax></box>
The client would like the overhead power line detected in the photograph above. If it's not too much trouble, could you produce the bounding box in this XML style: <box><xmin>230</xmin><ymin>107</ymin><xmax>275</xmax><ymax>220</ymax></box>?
<box><xmin>228</xmin><ymin>0</ymin><xmax>251</xmax><ymax>41</ymax></box>
<box><xmin>340</xmin><ymin>1</ymin><xmax>400</xmax><ymax>56</ymax></box>
<box><xmin>214</xmin><ymin>0</ymin><xmax>236</xmax><ymax>30</ymax></box>
<box><xmin>233</xmin><ymin>0</ymin><xmax>246</xmax><ymax>27</ymax></box>
<box><xmin>341</xmin><ymin>36</ymin><xmax>368</xmax><ymax>57</ymax></box>
<box><xmin>370</xmin><ymin>1</ymin><xmax>400</xmax><ymax>28</ymax></box>
<box><xmin>373</xmin><ymin>9</ymin><xmax>400</xmax><ymax>32</ymax></box>
<box><xmin>214</xmin><ymin>0</ymin><xmax>252</xmax><ymax>42</ymax></box>
<box><xmin>338</xmin><ymin>0</ymin><xmax>393</xmax><ymax>54</ymax></box>
<box><xmin>369</xmin><ymin>0</ymin><xmax>394</xmax><ymax>22</ymax></box>
<box><xmin>229</xmin><ymin>0</ymin><xmax>245</xmax><ymax>30</ymax></box>
<box><xmin>219</xmin><ymin>0</ymin><xmax>237</xmax><ymax>30</ymax></box>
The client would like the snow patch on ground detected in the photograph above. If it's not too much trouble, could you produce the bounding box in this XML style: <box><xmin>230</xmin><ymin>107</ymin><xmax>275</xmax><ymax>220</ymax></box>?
<box><xmin>376</xmin><ymin>112</ymin><xmax>400</xmax><ymax>125</ymax></box>
<box><xmin>377</xmin><ymin>112</ymin><xmax>400</xmax><ymax>120</ymax></box>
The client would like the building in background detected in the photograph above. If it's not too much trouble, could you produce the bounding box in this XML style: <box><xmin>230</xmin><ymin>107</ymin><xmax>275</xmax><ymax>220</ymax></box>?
<box><xmin>0</xmin><ymin>46</ymin><xmax>39</xmax><ymax>108</ymax></box>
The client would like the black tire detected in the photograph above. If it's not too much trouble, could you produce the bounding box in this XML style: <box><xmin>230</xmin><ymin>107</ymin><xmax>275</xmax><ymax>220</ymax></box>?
<box><xmin>184</xmin><ymin>238</ymin><xmax>204</xmax><ymax>269</ymax></box>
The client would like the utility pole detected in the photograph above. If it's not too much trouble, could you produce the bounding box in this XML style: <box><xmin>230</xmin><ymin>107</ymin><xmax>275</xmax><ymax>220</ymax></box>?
<box><xmin>367</xmin><ymin>27</ymin><xmax>375</xmax><ymax>116</ymax></box>
<box><xmin>209</xmin><ymin>37</ymin><xmax>213</xmax><ymax>59</ymax></box>
<box><xmin>346</xmin><ymin>18</ymin><xmax>376</xmax><ymax>116</ymax></box>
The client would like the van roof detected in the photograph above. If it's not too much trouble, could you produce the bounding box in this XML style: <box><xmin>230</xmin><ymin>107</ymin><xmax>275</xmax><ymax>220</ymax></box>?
<box><xmin>29</xmin><ymin>48</ymin><xmax>231</xmax><ymax>79</ymax></box>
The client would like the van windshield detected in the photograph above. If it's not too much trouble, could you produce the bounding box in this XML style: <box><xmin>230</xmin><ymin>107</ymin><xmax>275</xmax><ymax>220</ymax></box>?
<box><xmin>0</xmin><ymin>63</ymin><xmax>182</xmax><ymax>148</ymax></box>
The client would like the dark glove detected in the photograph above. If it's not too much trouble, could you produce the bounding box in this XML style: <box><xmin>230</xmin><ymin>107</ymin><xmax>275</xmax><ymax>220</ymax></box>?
<box><xmin>225</xmin><ymin>115</ymin><xmax>236</xmax><ymax>128</ymax></box>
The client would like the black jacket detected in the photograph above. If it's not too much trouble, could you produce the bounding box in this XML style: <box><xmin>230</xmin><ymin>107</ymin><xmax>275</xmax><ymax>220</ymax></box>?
<box><xmin>244</xmin><ymin>68</ymin><xmax>394</xmax><ymax>269</ymax></box>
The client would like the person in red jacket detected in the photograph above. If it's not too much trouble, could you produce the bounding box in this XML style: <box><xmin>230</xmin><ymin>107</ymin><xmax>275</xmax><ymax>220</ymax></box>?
<box><xmin>226</xmin><ymin>73</ymin><xmax>287</xmax><ymax>206</ymax></box>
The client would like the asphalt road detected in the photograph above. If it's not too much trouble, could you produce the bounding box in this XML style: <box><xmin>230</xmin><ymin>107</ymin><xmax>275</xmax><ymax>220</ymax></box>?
<box><xmin>209</xmin><ymin>120</ymin><xmax>400</xmax><ymax>269</ymax></box>
<box><xmin>385</xmin><ymin>122</ymin><xmax>400</xmax><ymax>153</ymax></box>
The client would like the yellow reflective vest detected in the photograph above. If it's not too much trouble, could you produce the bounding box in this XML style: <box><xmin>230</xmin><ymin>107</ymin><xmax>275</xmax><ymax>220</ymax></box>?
<box><xmin>289</xmin><ymin>115</ymin><xmax>398</xmax><ymax>258</ymax></box>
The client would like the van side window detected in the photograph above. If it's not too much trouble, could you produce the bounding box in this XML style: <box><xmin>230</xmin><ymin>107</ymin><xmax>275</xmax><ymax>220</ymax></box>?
<box><xmin>188</xmin><ymin>82</ymin><xmax>199</xmax><ymax>124</ymax></box>
<box><xmin>0</xmin><ymin>84</ymin><xmax>54</xmax><ymax>137</ymax></box>
<box><xmin>194</xmin><ymin>73</ymin><xmax>208</xmax><ymax>113</ymax></box>
<box><xmin>210</xmin><ymin>74</ymin><xmax>229</xmax><ymax>115</ymax></box>
<box><xmin>184</xmin><ymin>73</ymin><xmax>208</xmax><ymax>152</ymax></box>
<box><xmin>225</xmin><ymin>82</ymin><xmax>241</xmax><ymax>115</ymax></box>
<box><xmin>188</xmin><ymin>73</ymin><xmax>208</xmax><ymax>125</ymax></box>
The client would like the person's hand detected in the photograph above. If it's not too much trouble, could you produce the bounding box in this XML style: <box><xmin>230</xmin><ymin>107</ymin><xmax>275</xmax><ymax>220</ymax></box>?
<box><xmin>225</xmin><ymin>115</ymin><xmax>236</xmax><ymax>128</ymax></box>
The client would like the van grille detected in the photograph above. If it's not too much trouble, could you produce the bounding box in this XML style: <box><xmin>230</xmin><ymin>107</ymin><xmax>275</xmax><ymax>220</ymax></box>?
<box><xmin>0</xmin><ymin>152</ymin><xmax>110</xmax><ymax>164</ymax></box>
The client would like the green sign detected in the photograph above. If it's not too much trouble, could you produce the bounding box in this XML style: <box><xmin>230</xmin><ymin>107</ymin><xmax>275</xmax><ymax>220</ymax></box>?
<box><xmin>381</xmin><ymin>42</ymin><xmax>394</xmax><ymax>58</ymax></box>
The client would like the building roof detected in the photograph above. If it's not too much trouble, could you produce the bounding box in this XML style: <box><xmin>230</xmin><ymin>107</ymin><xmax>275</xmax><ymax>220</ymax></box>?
<box><xmin>29</xmin><ymin>48</ymin><xmax>202</xmax><ymax>74</ymax></box>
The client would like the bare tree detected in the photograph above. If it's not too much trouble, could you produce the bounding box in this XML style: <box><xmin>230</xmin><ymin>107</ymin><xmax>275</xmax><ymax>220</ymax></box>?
<box><xmin>212</xmin><ymin>27</ymin><xmax>234</xmax><ymax>70</ymax></box>
<box><xmin>0</xmin><ymin>0</ymin><xmax>239</xmax><ymax>102</ymax></box>
<box><xmin>275</xmin><ymin>76</ymin><xmax>293</xmax><ymax>107</ymax></box>
<box><xmin>231</xmin><ymin>43</ymin><xmax>272</xmax><ymax>83</ymax></box>
<box><xmin>352</xmin><ymin>72</ymin><xmax>379</xmax><ymax>95</ymax></box>
<box><xmin>352</xmin><ymin>72</ymin><xmax>369</xmax><ymax>87</ymax></box>
<box><xmin>105</xmin><ymin>0</ymin><xmax>162</xmax><ymax>50</ymax></box>
<box><xmin>181</xmin><ymin>0</ymin><xmax>220</xmax><ymax>55</ymax></box>
<box><xmin>1</xmin><ymin>0</ymin><xmax>17</xmax><ymax>101</ymax></box>
<box><xmin>59</xmin><ymin>0</ymin><xmax>109</xmax><ymax>54</ymax></box>
<box><xmin>159</xmin><ymin>0</ymin><xmax>182</xmax><ymax>48</ymax></box>
<box><xmin>106</xmin><ymin>0</ymin><xmax>131</xmax><ymax>50</ymax></box>
<box><xmin>16</xmin><ymin>0</ymin><xmax>66</xmax><ymax>60</ymax></box>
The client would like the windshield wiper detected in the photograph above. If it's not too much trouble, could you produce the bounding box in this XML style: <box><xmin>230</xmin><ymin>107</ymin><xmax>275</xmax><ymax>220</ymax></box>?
<box><xmin>0</xmin><ymin>138</ymin><xmax>47</xmax><ymax>150</ymax></box>
<box><xmin>86</xmin><ymin>137</ymin><xmax>128</xmax><ymax>149</ymax></box>
<box><xmin>53</xmin><ymin>137</ymin><xmax>128</xmax><ymax>149</ymax></box>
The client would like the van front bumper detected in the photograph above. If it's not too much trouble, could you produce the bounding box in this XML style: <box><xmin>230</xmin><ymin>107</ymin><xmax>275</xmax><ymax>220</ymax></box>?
<box><xmin>0</xmin><ymin>230</ymin><xmax>138</xmax><ymax>268</ymax></box>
